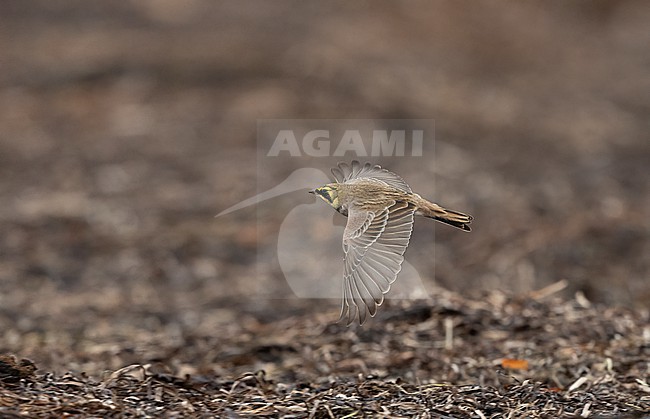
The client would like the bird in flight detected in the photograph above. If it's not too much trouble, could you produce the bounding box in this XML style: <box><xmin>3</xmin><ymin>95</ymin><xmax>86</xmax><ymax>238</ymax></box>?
<box><xmin>310</xmin><ymin>161</ymin><xmax>472</xmax><ymax>325</ymax></box>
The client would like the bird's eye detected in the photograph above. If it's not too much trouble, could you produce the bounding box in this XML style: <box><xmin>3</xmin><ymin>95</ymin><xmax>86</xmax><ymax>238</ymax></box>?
<box><xmin>316</xmin><ymin>187</ymin><xmax>334</xmax><ymax>203</ymax></box>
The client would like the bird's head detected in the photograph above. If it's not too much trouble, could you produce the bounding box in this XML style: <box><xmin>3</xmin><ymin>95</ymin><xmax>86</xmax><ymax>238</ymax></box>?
<box><xmin>309</xmin><ymin>183</ymin><xmax>341</xmax><ymax>209</ymax></box>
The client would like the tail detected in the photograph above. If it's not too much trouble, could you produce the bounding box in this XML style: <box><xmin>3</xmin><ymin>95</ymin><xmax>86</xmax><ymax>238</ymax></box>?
<box><xmin>418</xmin><ymin>201</ymin><xmax>473</xmax><ymax>232</ymax></box>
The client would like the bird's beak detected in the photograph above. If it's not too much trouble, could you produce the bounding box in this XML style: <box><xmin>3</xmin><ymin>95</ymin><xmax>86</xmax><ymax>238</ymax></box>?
<box><xmin>308</xmin><ymin>189</ymin><xmax>316</xmax><ymax>194</ymax></box>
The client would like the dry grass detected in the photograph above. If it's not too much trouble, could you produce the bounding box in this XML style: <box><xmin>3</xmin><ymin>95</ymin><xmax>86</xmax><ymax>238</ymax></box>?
<box><xmin>2</xmin><ymin>292</ymin><xmax>649</xmax><ymax>418</ymax></box>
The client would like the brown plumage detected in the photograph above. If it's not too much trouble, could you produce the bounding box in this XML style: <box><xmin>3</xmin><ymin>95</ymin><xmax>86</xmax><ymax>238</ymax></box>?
<box><xmin>310</xmin><ymin>161</ymin><xmax>472</xmax><ymax>325</ymax></box>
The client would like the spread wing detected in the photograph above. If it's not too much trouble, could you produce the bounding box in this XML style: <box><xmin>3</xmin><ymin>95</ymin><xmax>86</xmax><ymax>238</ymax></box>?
<box><xmin>331</xmin><ymin>160</ymin><xmax>412</xmax><ymax>193</ymax></box>
<box><xmin>340</xmin><ymin>201</ymin><xmax>416</xmax><ymax>325</ymax></box>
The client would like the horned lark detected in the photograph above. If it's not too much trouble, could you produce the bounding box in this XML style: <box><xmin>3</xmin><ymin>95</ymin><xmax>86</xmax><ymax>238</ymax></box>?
<box><xmin>310</xmin><ymin>161</ymin><xmax>472</xmax><ymax>325</ymax></box>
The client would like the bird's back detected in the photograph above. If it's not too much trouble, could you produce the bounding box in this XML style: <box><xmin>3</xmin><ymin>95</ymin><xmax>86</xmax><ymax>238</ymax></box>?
<box><xmin>339</xmin><ymin>179</ymin><xmax>410</xmax><ymax>211</ymax></box>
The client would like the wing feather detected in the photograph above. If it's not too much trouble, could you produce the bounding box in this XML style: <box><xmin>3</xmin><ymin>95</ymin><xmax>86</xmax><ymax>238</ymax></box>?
<box><xmin>340</xmin><ymin>201</ymin><xmax>415</xmax><ymax>325</ymax></box>
<box><xmin>332</xmin><ymin>160</ymin><xmax>412</xmax><ymax>193</ymax></box>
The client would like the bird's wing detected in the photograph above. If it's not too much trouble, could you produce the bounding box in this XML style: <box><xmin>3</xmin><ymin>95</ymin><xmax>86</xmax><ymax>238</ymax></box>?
<box><xmin>340</xmin><ymin>201</ymin><xmax>415</xmax><ymax>325</ymax></box>
<box><xmin>331</xmin><ymin>160</ymin><xmax>412</xmax><ymax>193</ymax></box>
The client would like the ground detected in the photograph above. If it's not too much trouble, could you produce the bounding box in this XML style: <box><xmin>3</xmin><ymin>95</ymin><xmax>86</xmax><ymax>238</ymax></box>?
<box><xmin>0</xmin><ymin>1</ymin><xmax>649</xmax><ymax>417</ymax></box>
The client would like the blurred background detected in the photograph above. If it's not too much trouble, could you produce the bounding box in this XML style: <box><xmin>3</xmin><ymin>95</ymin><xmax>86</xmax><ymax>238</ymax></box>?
<box><xmin>0</xmin><ymin>1</ymin><xmax>648</xmax><ymax>374</ymax></box>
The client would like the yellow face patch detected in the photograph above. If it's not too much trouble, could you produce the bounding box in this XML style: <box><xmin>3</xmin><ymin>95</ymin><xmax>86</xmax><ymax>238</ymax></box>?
<box><xmin>314</xmin><ymin>185</ymin><xmax>340</xmax><ymax>208</ymax></box>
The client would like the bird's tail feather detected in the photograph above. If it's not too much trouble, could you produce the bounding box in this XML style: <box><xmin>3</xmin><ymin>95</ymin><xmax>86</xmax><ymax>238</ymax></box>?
<box><xmin>420</xmin><ymin>202</ymin><xmax>473</xmax><ymax>232</ymax></box>
<box><xmin>431</xmin><ymin>213</ymin><xmax>472</xmax><ymax>231</ymax></box>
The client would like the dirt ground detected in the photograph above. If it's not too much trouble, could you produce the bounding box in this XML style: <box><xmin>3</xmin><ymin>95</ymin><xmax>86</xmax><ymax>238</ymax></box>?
<box><xmin>1</xmin><ymin>1</ymin><xmax>649</xmax><ymax>417</ymax></box>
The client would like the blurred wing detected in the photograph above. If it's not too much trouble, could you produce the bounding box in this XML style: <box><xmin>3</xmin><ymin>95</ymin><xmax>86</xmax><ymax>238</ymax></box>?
<box><xmin>340</xmin><ymin>201</ymin><xmax>415</xmax><ymax>325</ymax></box>
<box><xmin>331</xmin><ymin>160</ymin><xmax>412</xmax><ymax>193</ymax></box>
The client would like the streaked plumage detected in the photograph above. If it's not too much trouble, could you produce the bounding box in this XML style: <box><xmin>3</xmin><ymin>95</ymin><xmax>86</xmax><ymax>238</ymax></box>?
<box><xmin>310</xmin><ymin>161</ymin><xmax>472</xmax><ymax>325</ymax></box>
